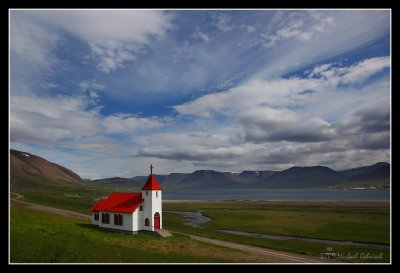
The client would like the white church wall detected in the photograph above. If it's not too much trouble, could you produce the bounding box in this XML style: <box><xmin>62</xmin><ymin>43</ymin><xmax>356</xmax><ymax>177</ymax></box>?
<box><xmin>153</xmin><ymin>190</ymin><xmax>162</xmax><ymax>230</ymax></box>
<box><xmin>141</xmin><ymin>190</ymin><xmax>153</xmax><ymax>231</ymax></box>
<box><xmin>140</xmin><ymin>190</ymin><xmax>162</xmax><ymax>231</ymax></box>
<box><xmin>131</xmin><ymin>210</ymin><xmax>138</xmax><ymax>231</ymax></box>
<box><xmin>92</xmin><ymin>212</ymin><xmax>99</xmax><ymax>225</ymax></box>
<box><xmin>99</xmin><ymin>211</ymin><xmax>135</xmax><ymax>232</ymax></box>
<box><xmin>138</xmin><ymin>205</ymin><xmax>144</xmax><ymax>230</ymax></box>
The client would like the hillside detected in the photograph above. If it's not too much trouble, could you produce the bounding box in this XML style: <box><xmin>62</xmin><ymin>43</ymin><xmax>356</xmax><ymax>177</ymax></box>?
<box><xmin>10</xmin><ymin>149</ymin><xmax>82</xmax><ymax>184</ymax></box>
<box><xmin>10</xmin><ymin>149</ymin><xmax>114</xmax><ymax>214</ymax></box>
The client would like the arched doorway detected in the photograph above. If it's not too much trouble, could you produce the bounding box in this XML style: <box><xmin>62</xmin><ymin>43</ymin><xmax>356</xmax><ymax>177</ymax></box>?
<box><xmin>154</xmin><ymin>212</ymin><xmax>160</xmax><ymax>230</ymax></box>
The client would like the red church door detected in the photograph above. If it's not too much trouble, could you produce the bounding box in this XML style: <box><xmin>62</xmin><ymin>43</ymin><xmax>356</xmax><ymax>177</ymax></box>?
<box><xmin>154</xmin><ymin>212</ymin><xmax>160</xmax><ymax>230</ymax></box>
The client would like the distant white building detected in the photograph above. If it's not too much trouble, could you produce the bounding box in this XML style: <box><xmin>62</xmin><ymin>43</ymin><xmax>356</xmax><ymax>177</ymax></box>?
<box><xmin>90</xmin><ymin>165</ymin><xmax>162</xmax><ymax>234</ymax></box>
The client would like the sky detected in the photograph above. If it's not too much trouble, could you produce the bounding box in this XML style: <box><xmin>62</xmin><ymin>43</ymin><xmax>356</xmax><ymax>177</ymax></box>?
<box><xmin>9</xmin><ymin>9</ymin><xmax>391</xmax><ymax>179</ymax></box>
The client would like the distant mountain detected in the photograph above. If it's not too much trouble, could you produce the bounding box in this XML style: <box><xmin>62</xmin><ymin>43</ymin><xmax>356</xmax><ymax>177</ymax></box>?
<box><xmin>337</xmin><ymin>162</ymin><xmax>390</xmax><ymax>187</ymax></box>
<box><xmin>10</xmin><ymin>149</ymin><xmax>82</xmax><ymax>184</ymax></box>
<box><xmin>87</xmin><ymin>163</ymin><xmax>390</xmax><ymax>190</ymax></box>
<box><xmin>339</xmin><ymin>162</ymin><xmax>390</xmax><ymax>181</ymax></box>
<box><xmin>11</xmin><ymin>149</ymin><xmax>389</xmax><ymax>190</ymax></box>
<box><xmin>168</xmin><ymin>170</ymin><xmax>238</xmax><ymax>189</ymax></box>
<box><xmin>85</xmin><ymin>175</ymin><xmax>167</xmax><ymax>189</ymax></box>
<box><xmin>261</xmin><ymin>166</ymin><xmax>348</xmax><ymax>188</ymax></box>
<box><xmin>85</xmin><ymin>177</ymin><xmax>140</xmax><ymax>188</ymax></box>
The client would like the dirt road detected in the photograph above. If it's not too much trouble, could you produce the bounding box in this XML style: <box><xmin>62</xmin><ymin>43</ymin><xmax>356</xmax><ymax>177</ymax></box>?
<box><xmin>189</xmin><ymin>234</ymin><xmax>327</xmax><ymax>263</ymax></box>
<box><xmin>11</xmin><ymin>193</ymin><xmax>91</xmax><ymax>220</ymax></box>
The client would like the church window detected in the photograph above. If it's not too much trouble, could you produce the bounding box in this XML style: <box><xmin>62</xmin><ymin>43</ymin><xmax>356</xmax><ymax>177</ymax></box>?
<box><xmin>140</xmin><ymin>205</ymin><xmax>143</xmax><ymax>211</ymax></box>
<box><xmin>102</xmin><ymin>213</ymin><xmax>110</xmax><ymax>224</ymax></box>
<box><xmin>94</xmin><ymin>213</ymin><xmax>99</xmax><ymax>220</ymax></box>
<box><xmin>145</xmin><ymin>218</ymin><xmax>149</xmax><ymax>226</ymax></box>
<box><xmin>114</xmin><ymin>214</ymin><xmax>123</xmax><ymax>226</ymax></box>
<box><xmin>146</xmin><ymin>191</ymin><xmax>148</xmax><ymax>196</ymax></box>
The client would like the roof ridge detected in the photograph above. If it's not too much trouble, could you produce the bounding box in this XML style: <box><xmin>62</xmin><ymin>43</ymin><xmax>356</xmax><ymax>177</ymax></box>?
<box><xmin>141</xmin><ymin>174</ymin><xmax>162</xmax><ymax>190</ymax></box>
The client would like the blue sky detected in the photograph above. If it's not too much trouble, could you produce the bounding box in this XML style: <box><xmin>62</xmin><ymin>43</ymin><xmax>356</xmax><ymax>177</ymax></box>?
<box><xmin>10</xmin><ymin>9</ymin><xmax>391</xmax><ymax>178</ymax></box>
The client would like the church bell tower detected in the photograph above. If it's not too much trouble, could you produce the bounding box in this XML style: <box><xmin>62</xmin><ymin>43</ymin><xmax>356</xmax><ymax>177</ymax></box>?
<box><xmin>141</xmin><ymin>164</ymin><xmax>162</xmax><ymax>231</ymax></box>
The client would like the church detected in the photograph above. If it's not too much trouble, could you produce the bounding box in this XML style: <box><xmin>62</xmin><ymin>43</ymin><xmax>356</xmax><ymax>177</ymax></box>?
<box><xmin>90</xmin><ymin>164</ymin><xmax>162</xmax><ymax>234</ymax></box>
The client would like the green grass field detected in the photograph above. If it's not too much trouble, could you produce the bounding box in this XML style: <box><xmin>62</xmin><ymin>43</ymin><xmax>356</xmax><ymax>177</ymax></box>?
<box><xmin>10</xmin><ymin>202</ymin><xmax>270</xmax><ymax>263</ymax></box>
<box><xmin>163</xmin><ymin>201</ymin><xmax>390</xmax><ymax>263</ymax></box>
<box><xmin>10</xmin><ymin>176</ymin><xmax>390</xmax><ymax>263</ymax></box>
<box><xmin>11</xmin><ymin>176</ymin><xmax>116</xmax><ymax>214</ymax></box>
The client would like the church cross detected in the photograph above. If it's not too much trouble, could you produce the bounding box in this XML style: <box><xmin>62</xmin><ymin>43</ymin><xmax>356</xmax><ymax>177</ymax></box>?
<box><xmin>150</xmin><ymin>164</ymin><xmax>154</xmax><ymax>175</ymax></box>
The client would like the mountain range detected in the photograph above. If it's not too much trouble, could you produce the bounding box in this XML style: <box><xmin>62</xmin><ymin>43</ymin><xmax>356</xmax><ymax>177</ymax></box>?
<box><xmin>86</xmin><ymin>164</ymin><xmax>390</xmax><ymax>190</ymax></box>
<box><xmin>10</xmin><ymin>149</ymin><xmax>390</xmax><ymax>190</ymax></box>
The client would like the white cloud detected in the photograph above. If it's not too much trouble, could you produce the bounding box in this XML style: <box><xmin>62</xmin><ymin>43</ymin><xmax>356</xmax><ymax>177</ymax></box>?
<box><xmin>307</xmin><ymin>56</ymin><xmax>390</xmax><ymax>85</ymax></box>
<box><xmin>88</xmin><ymin>41</ymin><xmax>138</xmax><ymax>72</ymax></box>
<box><xmin>254</xmin><ymin>10</ymin><xmax>389</xmax><ymax>80</ymax></box>
<box><xmin>237</xmin><ymin>107</ymin><xmax>335</xmax><ymax>143</ymax></box>
<box><xmin>10</xmin><ymin>95</ymin><xmax>101</xmax><ymax>144</ymax></box>
<box><xmin>174</xmin><ymin>56</ymin><xmax>390</xmax><ymax>119</ymax></box>
<box><xmin>137</xmin><ymin>130</ymin><xmax>248</xmax><ymax>163</ymax></box>
<box><xmin>41</xmin><ymin>82</ymin><xmax>60</xmax><ymax>90</ymax></box>
<box><xmin>79</xmin><ymin>80</ymin><xmax>106</xmax><ymax>91</ymax></box>
<box><xmin>174</xmin><ymin>77</ymin><xmax>322</xmax><ymax>118</ymax></box>
<box><xmin>160</xmin><ymin>55</ymin><xmax>390</xmax><ymax>169</ymax></box>
<box><xmin>10</xmin><ymin>94</ymin><xmax>169</xmax><ymax>151</ymax></box>
<box><xmin>341</xmin><ymin>57</ymin><xmax>390</xmax><ymax>84</ymax></box>
<box><xmin>261</xmin><ymin>11</ymin><xmax>335</xmax><ymax>48</ymax></box>
<box><xmin>46</xmin><ymin>10</ymin><xmax>173</xmax><ymax>73</ymax></box>
<box><xmin>246</xmin><ymin>25</ymin><xmax>256</xmax><ymax>32</ymax></box>
<box><xmin>103</xmin><ymin>113</ymin><xmax>167</xmax><ymax>133</ymax></box>
<box><xmin>213</xmin><ymin>13</ymin><xmax>234</xmax><ymax>32</ymax></box>
<box><xmin>79</xmin><ymin>80</ymin><xmax>106</xmax><ymax>104</ymax></box>
<box><xmin>12</xmin><ymin>10</ymin><xmax>173</xmax><ymax>73</ymax></box>
<box><xmin>10</xmin><ymin>12</ymin><xmax>60</xmax><ymax>69</ymax></box>
<box><xmin>192</xmin><ymin>31</ymin><xmax>210</xmax><ymax>42</ymax></box>
<box><xmin>40</xmin><ymin>10</ymin><xmax>172</xmax><ymax>44</ymax></box>
<box><xmin>11</xmin><ymin>95</ymin><xmax>86</xmax><ymax>119</ymax></box>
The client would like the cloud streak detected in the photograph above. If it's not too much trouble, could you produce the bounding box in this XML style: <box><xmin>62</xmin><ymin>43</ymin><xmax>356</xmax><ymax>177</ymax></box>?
<box><xmin>12</xmin><ymin>10</ymin><xmax>173</xmax><ymax>73</ymax></box>
<box><xmin>261</xmin><ymin>11</ymin><xmax>335</xmax><ymax>48</ymax></box>
<box><xmin>306</xmin><ymin>56</ymin><xmax>390</xmax><ymax>85</ymax></box>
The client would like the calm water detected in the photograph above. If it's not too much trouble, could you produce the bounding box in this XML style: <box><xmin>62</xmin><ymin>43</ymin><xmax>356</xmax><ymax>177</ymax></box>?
<box><xmin>163</xmin><ymin>188</ymin><xmax>390</xmax><ymax>201</ymax></box>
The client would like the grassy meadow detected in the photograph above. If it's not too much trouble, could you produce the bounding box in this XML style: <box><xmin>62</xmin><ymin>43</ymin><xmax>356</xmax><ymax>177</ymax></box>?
<box><xmin>163</xmin><ymin>201</ymin><xmax>390</xmax><ymax>263</ymax></box>
<box><xmin>10</xmin><ymin>202</ymin><xmax>268</xmax><ymax>263</ymax></box>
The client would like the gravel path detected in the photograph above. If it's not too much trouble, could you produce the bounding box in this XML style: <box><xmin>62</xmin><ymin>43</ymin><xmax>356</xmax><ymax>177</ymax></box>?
<box><xmin>11</xmin><ymin>193</ymin><xmax>91</xmax><ymax>220</ymax></box>
<box><xmin>187</xmin><ymin>234</ymin><xmax>330</xmax><ymax>263</ymax></box>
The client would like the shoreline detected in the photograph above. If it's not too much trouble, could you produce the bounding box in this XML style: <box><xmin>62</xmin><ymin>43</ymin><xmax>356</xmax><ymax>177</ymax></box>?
<box><xmin>163</xmin><ymin>199</ymin><xmax>390</xmax><ymax>204</ymax></box>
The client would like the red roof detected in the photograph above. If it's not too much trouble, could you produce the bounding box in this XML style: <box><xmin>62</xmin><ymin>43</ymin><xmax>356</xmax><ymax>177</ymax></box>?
<box><xmin>141</xmin><ymin>175</ymin><xmax>162</xmax><ymax>190</ymax></box>
<box><xmin>92</xmin><ymin>193</ymin><xmax>144</xmax><ymax>213</ymax></box>
<box><xmin>90</xmin><ymin>198</ymin><xmax>105</xmax><ymax>212</ymax></box>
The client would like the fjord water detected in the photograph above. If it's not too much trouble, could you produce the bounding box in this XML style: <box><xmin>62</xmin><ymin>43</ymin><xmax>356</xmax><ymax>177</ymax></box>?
<box><xmin>163</xmin><ymin>188</ymin><xmax>390</xmax><ymax>201</ymax></box>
